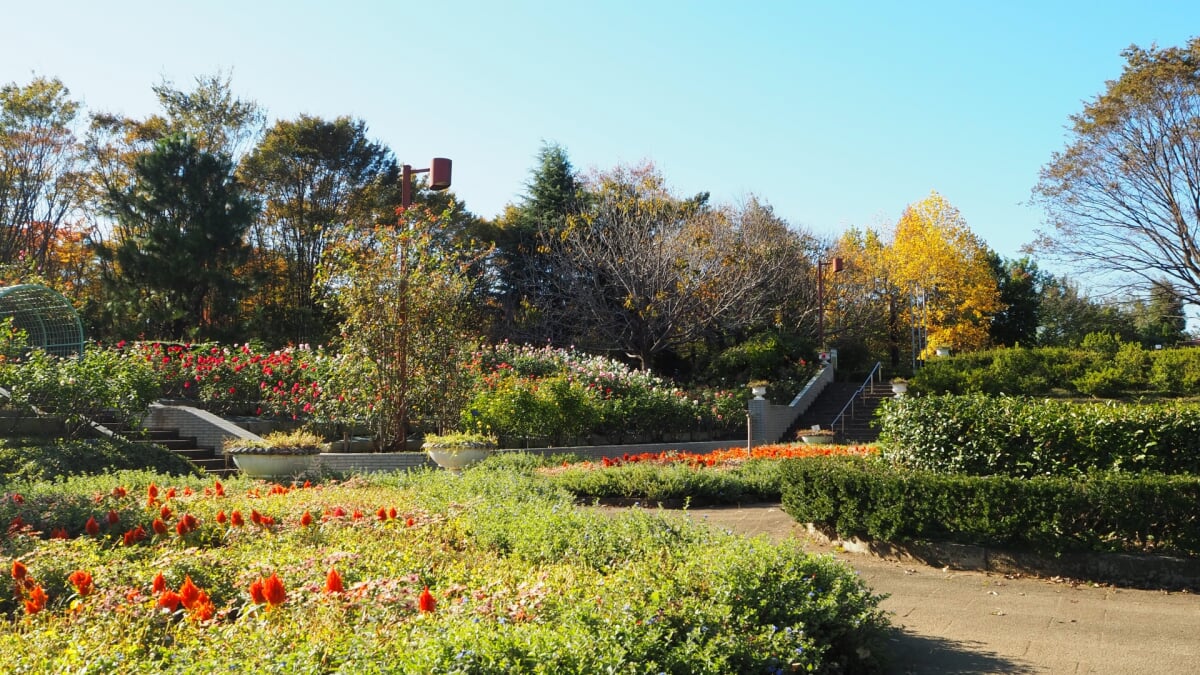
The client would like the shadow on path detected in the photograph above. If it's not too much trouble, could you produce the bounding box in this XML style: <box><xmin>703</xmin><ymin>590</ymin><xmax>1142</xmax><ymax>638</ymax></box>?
<box><xmin>884</xmin><ymin>629</ymin><xmax>1038</xmax><ymax>674</ymax></box>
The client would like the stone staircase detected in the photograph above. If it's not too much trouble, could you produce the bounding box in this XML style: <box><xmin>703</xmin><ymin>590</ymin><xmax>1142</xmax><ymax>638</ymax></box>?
<box><xmin>92</xmin><ymin>412</ymin><xmax>235</xmax><ymax>477</ymax></box>
<box><xmin>787</xmin><ymin>381</ymin><xmax>893</xmax><ymax>444</ymax></box>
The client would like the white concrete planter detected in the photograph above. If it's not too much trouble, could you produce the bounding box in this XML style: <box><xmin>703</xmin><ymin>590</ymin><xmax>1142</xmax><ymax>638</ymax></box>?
<box><xmin>891</xmin><ymin>382</ymin><xmax>908</xmax><ymax>397</ymax></box>
<box><xmin>426</xmin><ymin>446</ymin><xmax>494</xmax><ymax>473</ymax></box>
<box><xmin>230</xmin><ymin>454</ymin><xmax>317</xmax><ymax>479</ymax></box>
<box><xmin>800</xmin><ymin>434</ymin><xmax>836</xmax><ymax>445</ymax></box>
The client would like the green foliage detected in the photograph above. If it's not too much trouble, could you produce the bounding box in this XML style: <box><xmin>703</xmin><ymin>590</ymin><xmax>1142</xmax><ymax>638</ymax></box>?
<box><xmin>0</xmin><ymin>437</ymin><xmax>199</xmax><ymax>482</ymax></box>
<box><xmin>780</xmin><ymin>456</ymin><xmax>1200</xmax><ymax>557</ymax></box>
<box><xmin>0</xmin><ymin>345</ymin><xmax>160</xmax><ymax>435</ymax></box>
<box><xmin>543</xmin><ymin>458</ymin><xmax>786</xmax><ymax>504</ymax></box>
<box><xmin>0</xmin><ymin>467</ymin><xmax>887</xmax><ymax>673</ymax></box>
<box><xmin>876</xmin><ymin>394</ymin><xmax>1200</xmax><ymax>477</ymax></box>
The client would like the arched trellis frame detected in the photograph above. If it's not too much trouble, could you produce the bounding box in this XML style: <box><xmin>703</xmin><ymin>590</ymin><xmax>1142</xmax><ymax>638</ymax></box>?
<box><xmin>0</xmin><ymin>284</ymin><xmax>84</xmax><ymax>358</ymax></box>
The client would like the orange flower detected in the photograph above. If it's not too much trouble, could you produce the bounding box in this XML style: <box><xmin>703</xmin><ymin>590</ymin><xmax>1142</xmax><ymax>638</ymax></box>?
<box><xmin>406</xmin><ymin>517</ymin><xmax>415</xmax><ymax>527</ymax></box>
<box><xmin>215</xmin><ymin>510</ymin><xmax>227</xmax><ymax>524</ymax></box>
<box><xmin>299</xmin><ymin>511</ymin><xmax>313</xmax><ymax>528</ymax></box>
<box><xmin>112</xmin><ymin>486</ymin><xmax>127</xmax><ymax>499</ymax></box>
<box><xmin>352</xmin><ymin>509</ymin><xmax>364</xmax><ymax>520</ymax></box>
<box><xmin>147</xmin><ymin>483</ymin><xmax>158</xmax><ymax>502</ymax></box>
<box><xmin>157</xmin><ymin>590</ymin><xmax>183</xmax><ymax>612</ymax></box>
<box><xmin>179</xmin><ymin>576</ymin><xmax>201</xmax><ymax>610</ymax></box>
<box><xmin>152</xmin><ymin>572</ymin><xmax>167</xmax><ymax>594</ymax></box>
<box><xmin>418</xmin><ymin>586</ymin><xmax>436</xmax><ymax>612</ymax></box>
<box><xmin>324</xmin><ymin>567</ymin><xmax>344</xmax><ymax>594</ymax></box>
<box><xmin>68</xmin><ymin>570</ymin><xmax>93</xmax><ymax>597</ymax></box>
<box><xmin>190</xmin><ymin>592</ymin><xmax>215</xmax><ymax>622</ymax></box>
<box><xmin>230</xmin><ymin>510</ymin><xmax>245</xmax><ymax>527</ymax></box>
<box><xmin>151</xmin><ymin>518</ymin><xmax>168</xmax><ymax>536</ymax></box>
<box><xmin>262</xmin><ymin>573</ymin><xmax>286</xmax><ymax>608</ymax></box>
<box><xmin>84</xmin><ymin>516</ymin><xmax>100</xmax><ymax>537</ymax></box>
<box><xmin>24</xmin><ymin>584</ymin><xmax>47</xmax><ymax>614</ymax></box>
<box><xmin>376</xmin><ymin>507</ymin><xmax>388</xmax><ymax>521</ymax></box>
<box><xmin>11</xmin><ymin>560</ymin><xmax>26</xmax><ymax>580</ymax></box>
<box><xmin>213</xmin><ymin>480</ymin><xmax>225</xmax><ymax>497</ymax></box>
<box><xmin>250</xmin><ymin>509</ymin><xmax>262</xmax><ymax>525</ymax></box>
<box><xmin>248</xmin><ymin>578</ymin><xmax>266</xmax><ymax>604</ymax></box>
<box><xmin>388</xmin><ymin>507</ymin><xmax>398</xmax><ymax>520</ymax></box>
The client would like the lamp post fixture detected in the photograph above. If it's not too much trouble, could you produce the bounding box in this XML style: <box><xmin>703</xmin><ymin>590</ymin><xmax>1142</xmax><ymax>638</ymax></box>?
<box><xmin>817</xmin><ymin>257</ymin><xmax>844</xmax><ymax>349</ymax></box>
<box><xmin>401</xmin><ymin>157</ymin><xmax>453</xmax><ymax>208</ymax></box>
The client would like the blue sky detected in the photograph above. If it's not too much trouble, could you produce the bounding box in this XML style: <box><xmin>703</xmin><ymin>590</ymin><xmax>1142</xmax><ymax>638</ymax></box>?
<box><xmin>3</xmin><ymin>1</ymin><xmax>1199</xmax><ymax>266</ymax></box>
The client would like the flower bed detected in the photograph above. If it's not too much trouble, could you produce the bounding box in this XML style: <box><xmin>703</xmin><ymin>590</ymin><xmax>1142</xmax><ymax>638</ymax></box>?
<box><xmin>0</xmin><ymin>468</ymin><xmax>887</xmax><ymax>672</ymax></box>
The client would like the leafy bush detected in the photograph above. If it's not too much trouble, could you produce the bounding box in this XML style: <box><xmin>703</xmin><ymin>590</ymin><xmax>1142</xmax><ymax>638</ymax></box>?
<box><xmin>876</xmin><ymin>394</ymin><xmax>1200</xmax><ymax>477</ymax></box>
<box><xmin>0</xmin><ymin>467</ymin><xmax>888</xmax><ymax>673</ymax></box>
<box><xmin>779</xmin><ymin>456</ymin><xmax>1200</xmax><ymax>557</ymax></box>
<box><xmin>0</xmin><ymin>437</ymin><xmax>200</xmax><ymax>482</ymax></box>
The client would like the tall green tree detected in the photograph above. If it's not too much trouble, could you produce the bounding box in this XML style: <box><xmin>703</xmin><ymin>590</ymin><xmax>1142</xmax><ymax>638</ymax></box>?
<box><xmin>1033</xmin><ymin>38</ymin><xmax>1200</xmax><ymax>305</ymax></box>
<box><xmin>0</xmin><ymin>76</ymin><xmax>87</xmax><ymax>271</ymax></box>
<box><xmin>96</xmin><ymin>134</ymin><xmax>255</xmax><ymax>340</ymax></box>
<box><xmin>1132</xmin><ymin>280</ymin><xmax>1188</xmax><ymax>346</ymax></box>
<box><xmin>241</xmin><ymin>115</ymin><xmax>398</xmax><ymax>343</ymax></box>
<box><xmin>988</xmin><ymin>254</ymin><xmax>1045</xmax><ymax>347</ymax></box>
<box><xmin>1035</xmin><ymin>276</ymin><xmax>1138</xmax><ymax>347</ymax></box>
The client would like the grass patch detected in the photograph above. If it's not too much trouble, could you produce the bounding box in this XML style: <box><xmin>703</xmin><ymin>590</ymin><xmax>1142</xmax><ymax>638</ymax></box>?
<box><xmin>0</xmin><ymin>465</ymin><xmax>888</xmax><ymax>673</ymax></box>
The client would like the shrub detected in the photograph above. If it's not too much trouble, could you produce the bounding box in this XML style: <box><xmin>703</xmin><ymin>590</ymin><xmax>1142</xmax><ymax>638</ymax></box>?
<box><xmin>779</xmin><ymin>456</ymin><xmax>1200</xmax><ymax>556</ymax></box>
<box><xmin>0</xmin><ymin>437</ymin><xmax>200</xmax><ymax>482</ymax></box>
<box><xmin>876</xmin><ymin>394</ymin><xmax>1200</xmax><ymax>477</ymax></box>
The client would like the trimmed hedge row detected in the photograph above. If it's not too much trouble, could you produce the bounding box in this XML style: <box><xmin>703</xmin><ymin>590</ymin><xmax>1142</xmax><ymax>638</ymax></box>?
<box><xmin>875</xmin><ymin>394</ymin><xmax>1200</xmax><ymax>477</ymax></box>
<box><xmin>779</xmin><ymin>456</ymin><xmax>1200</xmax><ymax>557</ymax></box>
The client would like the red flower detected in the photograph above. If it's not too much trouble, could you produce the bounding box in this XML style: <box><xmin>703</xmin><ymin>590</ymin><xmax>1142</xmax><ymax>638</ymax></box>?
<box><xmin>262</xmin><ymin>573</ymin><xmax>286</xmax><ymax>608</ymax></box>
<box><xmin>215</xmin><ymin>511</ymin><xmax>227</xmax><ymax>524</ymax></box>
<box><xmin>10</xmin><ymin>493</ymin><xmax>23</xmax><ymax>504</ymax></box>
<box><xmin>406</xmin><ymin>517</ymin><xmax>415</xmax><ymax>528</ymax></box>
<box><xmin>230</xmin><ymin>510</ymin><xmax>245</xmax><ymax>527</ymax></box>
<box><xmin>147</xmin><ymin>483</ymin><xmax>159</xmax><ymax>502</ymax></box>
<box><xmin>352</xmin><ymin>509</ymin><xmax>364</xmax><ymax>520</ymax></box>
<box><xmin>376</xmin><ymin>507</ymin><xmax>388</xmax><ymax>521</ymax></box>
<box><xmin>248</xmin><ymin>578</ymin><xmax>266</xmax><ymax>604</ymax></box>
<box><xmin>152</xmin><ymin>572</ymin><xmax>167</xmax><ymax>594</ymax></box>
<box><xmin>157</xmin><ymin>590</ymin><xmax>183</xmax><ymax>612</ymax></box>
<box><xmin>68</xmin><ymin>570</ymin><xmax>93</xmax><ymax>597</ymax></box>
<box><xmin>299</xmin><ymin>511</ymin><xmax>313</xmax><ymax>528</ymax></box>
<box><xmin>11</xmin><ymin>560</ymin><xmax>26</xmax><ymax>580</ymax></box>
<box><xmin>106</xmin><ymin>510</ymin><xmax>120</xmax><ymax>527</ymax></box>
<box><xmin>179</xmin><ymin>576</ymin><xmax>201</xmax><ymax>610</ymax></box>
<box><xmin>159</xmin><ymin>505</ymin><xmax>172</xmax><ymax>521</ymax></box>
<box><xmin>388</xmin><ymin>507</ymin><xmax>397</xmax><ymax>520</ymax></box>
<box><xmin>324</xmin><ymin>568</ymin><xmax>344</xmax><ymax>594</ymax></box>
<box><xmin>418</xmin><ymin>586</ymin><xmax>436</xmax><ymax>612</ymax></box>
<box><xmin>213</xmin><ymin>481</ymin><xmax>225</xmax><ymax>497</ymax></box>
<box><xmin>151</xmin><ymin>518</ymin><xmax>168</xmax><ymax>536</ymax></box>
<box><xmin>24</xmin><ymin>584</ymin><xmax>47</xmax><ymax>614</ymax></box>
<box><xmin>84</xmin><ymin>516</ymin><xmax>100</xmax><ymax>537</ymax></box>
<box><xmin>50</xmin><ymin>527</ymin><xmax>68</xmax><ymax>540</ymax></box>
<box><xmin>250</xmin><ymin>509</ymin><xmax>262</xmax><ymax>525</ymax></box>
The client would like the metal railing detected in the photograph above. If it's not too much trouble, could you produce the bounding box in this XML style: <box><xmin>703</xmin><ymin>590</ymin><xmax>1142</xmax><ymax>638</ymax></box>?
<box><xmin>830</xmin><ymin>361</ymin><xmax>883</xmax><ymax>434</ymax></box>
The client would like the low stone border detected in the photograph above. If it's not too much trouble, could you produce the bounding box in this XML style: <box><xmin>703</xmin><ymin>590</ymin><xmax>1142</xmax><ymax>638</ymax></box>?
<box><xmin>803</xmin><ymin>524</ymin><xmax>1200</xmax><ymax>591</ymax></box>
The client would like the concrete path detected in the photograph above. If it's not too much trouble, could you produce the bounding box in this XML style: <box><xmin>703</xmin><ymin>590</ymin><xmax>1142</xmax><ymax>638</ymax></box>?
<box><xmin>672</xmin><ymin>503</ymin><xmax>1200</xmax><ymax>674</ymax></box>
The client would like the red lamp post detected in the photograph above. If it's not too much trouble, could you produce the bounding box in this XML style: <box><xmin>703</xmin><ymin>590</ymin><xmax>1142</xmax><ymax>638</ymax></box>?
<box><xmin>817</xmin><ymin>257</ymin><xmax>844</xmax><ymax>349</ymax></box>
<box><xmin>401</xmin><ymin>158</ymin><xmax>452</xmax><ymax>208</ymax></box>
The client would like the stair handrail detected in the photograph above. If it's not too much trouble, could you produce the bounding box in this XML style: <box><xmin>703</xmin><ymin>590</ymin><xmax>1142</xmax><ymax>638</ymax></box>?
<box><xmin>829</xmin><ymin>362</ymin><xmax>883</xmax><ymax>434</ymax></box>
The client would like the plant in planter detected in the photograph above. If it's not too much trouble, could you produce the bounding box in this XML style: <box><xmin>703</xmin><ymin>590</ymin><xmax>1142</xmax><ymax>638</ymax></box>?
<box><xmin>223</xmin><ymin>428</ymin><xmax>323</xmax><ymax>479</ymax></box>
<box><xmin>798</xmin><ymin>428</ymin><xmax>837</xmax><ymax>445</ymax></box>
<box><xmin>748</xmin><ymin>380</ymin><xmax>770</xmax><ymax>400</ymax></box>
<box><xmin>422</xmin><ymin>431</ymin><xmax>498</xmax><ymax>473</ymax></box>
<box><xmin>890</xmin><ymin>378</ymin><xmax>909</xmax><ymax>396</ymax></box>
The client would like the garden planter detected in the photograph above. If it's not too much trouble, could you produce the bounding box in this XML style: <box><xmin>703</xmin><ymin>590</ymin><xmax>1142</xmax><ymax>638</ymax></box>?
<box><xmin>800</xmin><ymin>434</ymin><xmax>836</xmax><ymax>445</ymax></box>
<box><xmin>891</xmin><ymin>382</ymin><xmax>908</xmax><ymax>396</ymax></box>
<box><xmin>426</xmin><ymin>447</ymin><xmax>494</xmax><ymax>473</ymax></box>
<box><xmin>230</xmin><ymin>453</ymin><xmax>317</xmax><ymax>479</ymax></box>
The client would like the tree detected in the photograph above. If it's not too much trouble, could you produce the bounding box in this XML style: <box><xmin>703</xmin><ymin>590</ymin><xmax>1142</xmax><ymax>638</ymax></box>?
<box><xmin>888</xmin><ymin>192</ymin><xmax>1001</xmax><ymax>357</ymax></box>
<box><xmin>1033</xmin><ymin>38</ymin><xmax>1200</xmax><ymax>305</ymax></box>
<box><xmin>318</xmin><ymin>207</ymin><xmax>485</xmax><ymax>450</ymax></box>
<box><xmin>241</xmin><ymin>115</ymin><xmax>398</xmax><ymax>343</ymax></box>
<box><xmin>1132</xmin><ymin>279</ymin><xmax>1188</xmax><ymax>346</ymax></box>
<box><xmin>0</xmin><ymin>77</ymin><xmax>87</xmax><ymax>272</ymax></box>
<box><xmin>988</xmin><ymin>254</ymin><xmax>1045</xmax><ymax>347</ymax></box>
<box><xmin>96</xmin><ymin>134</ymin><xmax>255</xmax><ymax>339</ymax></box>
<box><xmin>1036</xmin><ymin>276</ymin><xmax>1138</xmax><ymax>346</ymax></box>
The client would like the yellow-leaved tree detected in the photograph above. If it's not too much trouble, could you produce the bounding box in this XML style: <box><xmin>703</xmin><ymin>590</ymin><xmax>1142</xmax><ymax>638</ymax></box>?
<box><xmin>889</xmin><ymin>192</ymin><xmax>1000</xmax><ymax>356</ymax></box>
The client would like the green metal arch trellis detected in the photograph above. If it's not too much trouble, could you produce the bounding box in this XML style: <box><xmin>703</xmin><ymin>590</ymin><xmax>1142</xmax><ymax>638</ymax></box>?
<box><xmin>0</xmin><ymin>284</ymin><xmax>84</xmax><ymax>358</ymax></box>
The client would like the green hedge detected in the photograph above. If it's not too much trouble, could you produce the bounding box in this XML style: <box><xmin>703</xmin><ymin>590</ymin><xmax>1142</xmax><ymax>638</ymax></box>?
<box><xmin>876</xmin><ymin>394</ymin><xmax>1200</xmax><ymax>477</ymax></box>
<box><xmin>779</xmin><ymin>456</ymin><xmax>1200</xmax><ymax>557</ymax></box>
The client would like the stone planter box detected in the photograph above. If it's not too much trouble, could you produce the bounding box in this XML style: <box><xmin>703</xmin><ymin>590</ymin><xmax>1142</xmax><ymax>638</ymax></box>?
<box><xmin>230</xmin><ymin>453</ymin><xmax>317</xmax><ymax>479</ymax></box>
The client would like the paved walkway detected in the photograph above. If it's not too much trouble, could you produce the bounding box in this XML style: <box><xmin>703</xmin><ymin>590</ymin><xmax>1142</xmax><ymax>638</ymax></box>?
<box><xmin>669</xmin><ymin>503</ymin><xmax>1200</xmax><ymax>674</ymax></box>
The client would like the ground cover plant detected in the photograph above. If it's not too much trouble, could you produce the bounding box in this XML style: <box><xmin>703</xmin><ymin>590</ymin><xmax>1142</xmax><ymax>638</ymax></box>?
<box><xmin>540</xmin><ymin>444</ymin><xmax>878</xmax><ymax>504</ymax></box>
<box><xmin>0</xmin><ymin>465</ymin><xmax>888</xmax><ymax>673</ymax></box>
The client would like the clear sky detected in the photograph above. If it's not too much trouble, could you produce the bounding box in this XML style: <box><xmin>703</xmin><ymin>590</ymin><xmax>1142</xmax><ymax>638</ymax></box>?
<box><xmin>3</xmin><ymin>1</ymin><xmax>1199</xmax><ymax>266</ymax></box>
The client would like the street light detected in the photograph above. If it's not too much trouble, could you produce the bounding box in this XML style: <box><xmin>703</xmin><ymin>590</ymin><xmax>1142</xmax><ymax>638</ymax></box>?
<box><xmin>817</xmin><ymin>257</ymin><xmax>844</xmax><ymax>349</ymax></box>
<box><xmin>401</xmin><ymin>158</ymin><xmax>452</xmax><ymax>208</ymax></box>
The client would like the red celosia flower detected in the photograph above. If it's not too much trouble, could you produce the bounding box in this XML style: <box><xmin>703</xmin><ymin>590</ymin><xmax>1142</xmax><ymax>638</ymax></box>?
<box><xmin>324</xmin><ymin>567</ymin><xmax>344</xmax><ymax>594</ymax></box>
<box><xmin>213</xmin><ymin>481</ymin><xmax>225</xmax><ymax>497</ymax></box>
<box><xmin>352</xmin><ymin>509</ymin><xmax>364</xmax><ymax>520</ymax></box>
<box><xmin>10</xmin><ymin>493</ymin><xmax>23</xmax><ymax>504</ymax></box>
<box><xmin>260</xmin><ymin>515</ymin><xmax>275</xmax><ymax>526</ymax></box>
<box><xmin>106</xmin><ymin>510</ymin><xmax>120</xmax><ymax>527</ymax></box>
<box><xmin>299</xmin><ymin>511</ymin><xmax>313</xmax><ymax>528</ymax></box>
<box><xmin>179</xmin><ymin>576</ymin><xmax>201</xmax><ymax>610</ymax></box>
<box><xmin>147</xmin><ymin>483</ymin><xmax>159</xmax><ymax>502</ymax></box>
<box><xmin>157</xmin><ymin>590</ymin><xmax>183</xmax><ymax>612</ymax></box>
<box><xmin>160</xmin><ymin>505</ymin><xmax>172</xmax><ymax>521</ymax></box>
<box><xmin>165</xmin><ymin>487</ymin><xmax>176</xmax><ymax>500</ymax></box>
<box><xmin>331</xmin><ymin>506</ymin><xmax>346</xmax><ymax>518</ymax></box>
<box><xmin>230</xmin><ymin>511</ymin><xmax>245</xmax><ymax>527</ymax></box>
<box><xmin>68</xmin><ymin>570</ymin><xmax>93</xmax><ymax>597</ymax></box>
<box><xmin>84</xmin><ymin>516</ymin><xmax>100</xmax><ymax>537</ymax></box>
<box><xmin>388</xmin><ymin>507</ymin><xmax>397</xmax><ymax>520</ymax></box>
<box><xmin>250</xmin><ymin>509</ymin><xmax>262</xmax><ymax>525</ymax></box>
<box><xmin>262</xmin><ymin>573</ymin><xmax>286</xmax><ymax>608</ymax></box>
<box><xmin>152</xmin><ymin>572</ymin><xmax>167</xmax><ymax>594</ymax></box>
<box><xmin>248</xmin><ymin>578</ymin><xmax>266</xmax><ymax>604</ymax></box>
<box><xmin>182</xmin><ymin>487</ymin><xmax>194</xmax><ymax>497</ymax></box>
<box><xmin>418</xmin><ymin>586</ymin><xmax>436</xmax><ymax>612</ymax></box>
<box><xmin>406</xmin><ymin>517</ymin><xmax>415</xmax><ymax>528</ymax></box>
<box><xmin>376</xmin><ymin>507</ymin><xmax>388</xmax><ymax>521</ymax></box>
<box><xmin>24</xmin><ymin>584</ymin><xmax>47</xmax><ymax>614</ymax></box>
<box><xmin>152</xmin><ymin>518</ymin><xmax>168</xmax><ymax>536</ymax></box>
<box><xmin>175</xmin><ymin>520</ymin><xmax>190</xmax><ymax>537</ymax></box>
<box><xmin>50</xmin><ymin>527</ymin><xmax>68</xmax><ymax>540</ymax></box>
<box><xmin>11</xmin><ymin>560</ymin><xmax>26</xmax><ymax>580</ymax></box>
<box><xmin>190</xmin><ymin>592</ymin><xmax>215</xmax><ymax>622</ymax></box>
<box><xmin>215</xmin><ymin>510</ymin><xmax>227</xmax><ymax>524</ymax></box>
